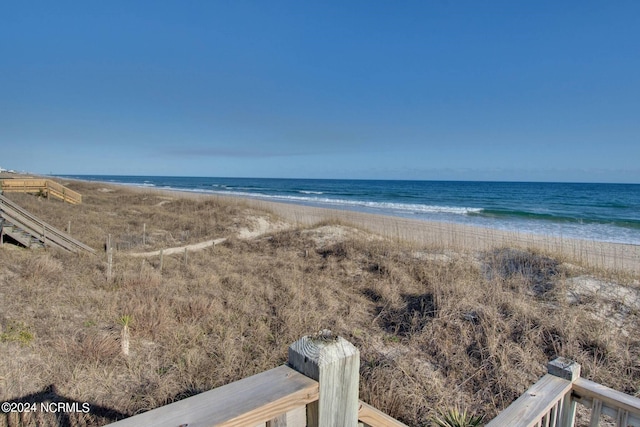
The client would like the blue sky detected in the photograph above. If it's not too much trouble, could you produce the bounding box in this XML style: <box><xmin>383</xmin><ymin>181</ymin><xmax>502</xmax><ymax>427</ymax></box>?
<box><xmin>2</xmin><ymin>1</ymin><xmax>639</xmax><ymax>182</ymax></box>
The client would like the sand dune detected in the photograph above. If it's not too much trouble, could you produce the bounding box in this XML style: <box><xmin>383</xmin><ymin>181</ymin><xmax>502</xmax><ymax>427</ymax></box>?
<box><xmin>230</xmin><ymin>197</ymin><xmax>640</xmax><ymax>274</ymax></box>
<box><xmin>113</xmin><ymin>185</ymin><xmax>640</xmax><ymax>273</ymax></box>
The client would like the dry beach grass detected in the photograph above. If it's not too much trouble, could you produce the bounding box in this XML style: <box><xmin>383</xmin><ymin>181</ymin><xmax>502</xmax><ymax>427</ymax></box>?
<box><xmin>0</xmin><ymin>178</ymin><xmax>639</xmax><ymax>426</ymax></box>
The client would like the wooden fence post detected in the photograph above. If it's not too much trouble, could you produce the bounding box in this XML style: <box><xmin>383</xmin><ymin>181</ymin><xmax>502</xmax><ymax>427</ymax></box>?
<box><xmin>288</xmin><ymin>329</ymin><xmax>360</xmax><ymax>427</ymax></box>
<box><xmin>107</xmin><ymin>234</ymin><xmax>113</xmax><ymax>282</ymax></box>
<box><xmin>143</xmin><ymin>223</ymin><xmax>146</xmax><ymax>246</ymax></box>
<box><xmin>159</xmin><ymin>249</ymin><xmax>164</xmax><ymax>273</ymax></box>
<box><xmin>548</xmin><ymin>357</ymin><xmax>581</xmax><ymax>427</ymax></box>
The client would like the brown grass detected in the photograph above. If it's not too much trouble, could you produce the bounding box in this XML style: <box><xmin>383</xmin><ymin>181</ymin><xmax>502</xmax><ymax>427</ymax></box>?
<box><xmin>0</xmin><ymin>178</ymin><xmax>638</xmax><ymax>426</ymax></box>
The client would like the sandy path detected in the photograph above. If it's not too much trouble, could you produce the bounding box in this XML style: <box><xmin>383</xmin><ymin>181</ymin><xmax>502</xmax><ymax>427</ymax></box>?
<box><xmin>129</xmin><ymin>238</ymin><xmax>227</xmax><ymax>257</ymax></box>
<box><xmin>128</xmin><ymin>215</ymin><xmax>286</xmax><ymax>257</ymax></box>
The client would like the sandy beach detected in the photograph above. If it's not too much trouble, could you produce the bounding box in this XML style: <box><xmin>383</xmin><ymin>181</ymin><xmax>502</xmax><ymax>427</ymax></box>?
<box><xmin>144</xmin><ymin>186</ymin><xmax>640</xmax><ymax>274</ymax></box>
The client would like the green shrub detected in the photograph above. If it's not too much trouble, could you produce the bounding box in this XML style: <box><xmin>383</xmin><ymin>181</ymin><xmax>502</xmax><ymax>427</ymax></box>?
<box><xmin>432</xmin><ymin>407</ymin><xmax>484</xmax><ymax>427</ymax></box>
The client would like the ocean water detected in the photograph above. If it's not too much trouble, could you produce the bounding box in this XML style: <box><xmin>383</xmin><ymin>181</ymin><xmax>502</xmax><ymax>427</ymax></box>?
<box><xmin>58</xmin><ymin>175</ymin><xmax>640</xmax><ymax>245</ymax></box>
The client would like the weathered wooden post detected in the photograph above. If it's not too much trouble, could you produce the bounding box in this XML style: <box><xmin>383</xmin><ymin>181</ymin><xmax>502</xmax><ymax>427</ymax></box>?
<box><xmin>107</xmin><ymin>234</ymin><xmax>113</xmax><ymax>282</ymax></box>
<box><xmin>143</xmin><ymin>223</ymin><xmax>146</xmax><ymax>246</ymax></box>
<box><xmin>159</xmin><ymin>249</ymin><xmax>164</xmax><ymax>273</ymax></box>
<box><xmin>67</xmin><ymin>220</ymin><xmax>71</xmax><ymax>235</ymax></box>
<box><xmin>183</xmin><ymin>247</ymin><xmax>188</xmax><ymax>267</ymax></box>
<box><xmin>288</xmin><ymin>329</ymin><xmax>360</xmax><ymax>427</ymax></box>
<box><xmin>548</xmin><ymin>357</ymin><xmax>581</xmax><ymax>427</ymax></box>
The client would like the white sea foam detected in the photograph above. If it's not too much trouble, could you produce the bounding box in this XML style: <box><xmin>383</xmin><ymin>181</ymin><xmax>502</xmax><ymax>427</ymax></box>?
<box><xmin>205</xmin><ymin>189</ymin><xmax>482</xmax><ymax>215</ymax></box>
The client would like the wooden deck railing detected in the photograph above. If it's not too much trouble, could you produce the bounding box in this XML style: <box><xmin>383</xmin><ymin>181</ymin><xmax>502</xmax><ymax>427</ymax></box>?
<box><xmin>486</xmin><ymin>357</ymin><xmax>640</xmax><ymax>427</ymax></box>
<box><xmin>102</xmin><ymin>330</ymin><xmax>640</xmax><ymax>427</ymax></box>
<box><xmin>105</xmin><ymin>331</ymin><xmax>408</xmax><ymax>427</ymax></box>
<box><xmin>0</xmin><ymin>179</ymin><xmax>82</xmax><ymax>204</ymax></box>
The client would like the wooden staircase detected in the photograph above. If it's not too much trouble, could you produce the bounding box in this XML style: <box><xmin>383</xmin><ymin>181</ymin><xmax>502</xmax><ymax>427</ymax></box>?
<box><xmin>0</xmin><ymin>218</ymin><xmax>45</xmax><ymax>248</ymax></box>
<box><xmin>0</xmin><ymin>193</ymin><xmax>96</xmax><ymax>254</ymax></box>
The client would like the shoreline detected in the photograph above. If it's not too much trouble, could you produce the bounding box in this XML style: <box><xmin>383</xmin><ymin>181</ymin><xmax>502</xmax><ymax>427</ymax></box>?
<box><xmin>122</xmin><ymin>183</ymin><xmax>640</xmax><ymax>273</ymax></box>
<box><xmin>47</xmin><ymin>174</ymin><xmax>640</xmax><ymax>273</ymax></box>
<box><xmin>51</xmin><ymin>175</ymin><xmax>640</xmax><ymax>246</ymax></box>
<box><xmin>237</xmin><ymin>196</ymin><xmax>640</xmax><ymax>273</ymax></box>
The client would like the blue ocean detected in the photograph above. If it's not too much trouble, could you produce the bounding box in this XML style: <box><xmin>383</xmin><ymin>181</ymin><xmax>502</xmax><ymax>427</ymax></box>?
<box><xmin>58</xmin><ymin>176</ymin><xmax>640</xmax><ymax>245</ymax></box>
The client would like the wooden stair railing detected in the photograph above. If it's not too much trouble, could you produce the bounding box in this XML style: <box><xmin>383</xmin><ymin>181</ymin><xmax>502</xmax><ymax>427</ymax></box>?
<box><xmin>0</xmin><ymin>193</ymin><xmax>95</xmax><ymax>254</ymax></box>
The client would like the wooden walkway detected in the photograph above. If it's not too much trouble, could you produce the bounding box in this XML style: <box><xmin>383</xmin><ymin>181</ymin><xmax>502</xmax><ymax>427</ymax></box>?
<box><xmin>0</xmin><ymin>193</ymin><xmax>95</xmax><ymax>254</ymax></box>
<box><xmin>0</xmin><ymin>178</ymin><xmax>82</xmax><ymax>204</ymax></box>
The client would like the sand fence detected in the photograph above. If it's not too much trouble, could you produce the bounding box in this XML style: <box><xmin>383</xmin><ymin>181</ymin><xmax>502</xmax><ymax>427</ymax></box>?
<box><xmin>241</xmin><ymin>198</ymin><xmax>640</xmax><ymax>274</ymax></box>
<box><xmin>115</xmin><ymin>186</ymin><xmax>640</xmax><ymax>274</ymax></box>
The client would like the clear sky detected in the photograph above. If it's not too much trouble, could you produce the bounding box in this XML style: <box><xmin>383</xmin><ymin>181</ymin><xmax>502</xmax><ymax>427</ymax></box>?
<box><xmin>2</xmin><ymin>1</ymin><xmax>639</xmax><ymax>183</ymax></box>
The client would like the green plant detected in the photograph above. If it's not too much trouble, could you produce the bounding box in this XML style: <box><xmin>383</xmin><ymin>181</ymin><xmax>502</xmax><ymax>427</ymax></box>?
<box><xmin>0</xmin><ymin>321</ymin><xmax>34</xmax><ymax>346</ymax></box>
<box><xmin>119</xmin><ymin>315</ymin><xmax>132</xmax><ymax>327</ymax></box>
<box><xmin>432</xmin><ymin>407</ymin><xmax>484</xmax><ymax>427</ymax></box>
<box><xmin>384</xmin><ymin>334</ymin><xmax>400</xmax><ymax>343</ymax></box>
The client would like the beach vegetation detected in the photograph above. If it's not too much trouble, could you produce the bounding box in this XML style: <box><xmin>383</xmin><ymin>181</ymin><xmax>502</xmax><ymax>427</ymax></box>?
<box><xmin>0</xmin><ymin>179</ymin><xmax>638</xmax><ymax>426</ymax></box>
<box><xmin>432</xmin><ymin>407</ymin><xmax>484</xmax><ymax>427</ymax></box>
<box><xmin>0</xmin><ymin>321</ymin><xmax>34</xmax><ymax>346</ymax></box>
